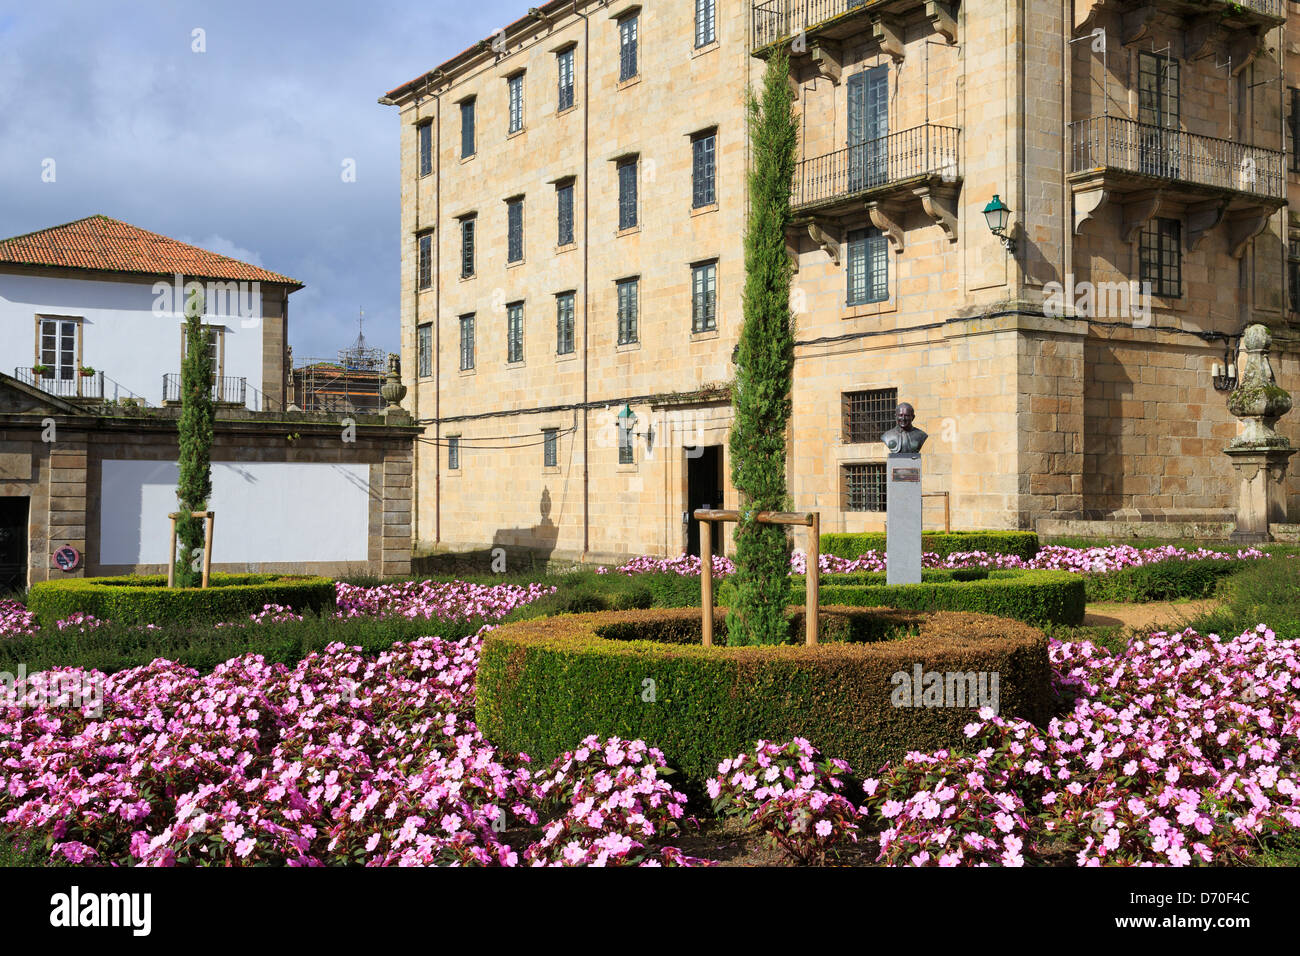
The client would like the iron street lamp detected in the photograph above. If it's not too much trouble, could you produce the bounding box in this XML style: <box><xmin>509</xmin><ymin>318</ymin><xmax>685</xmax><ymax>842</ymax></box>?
<box><xmin>983</xmin><ymin>194</ymin><xmax>1015</xmax><ymax>252</ymax></box>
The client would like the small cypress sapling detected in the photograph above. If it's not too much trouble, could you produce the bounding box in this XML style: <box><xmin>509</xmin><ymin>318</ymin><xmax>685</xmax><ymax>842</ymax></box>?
<box><xmin>174</xmin><ymin>286</ymin><xmax>214</xmax><ymax>588</ymax></box>
<box><xmin>726</xmin><ymin>49</ymin><xmax>798</xmax><ymax>647</ymax></box>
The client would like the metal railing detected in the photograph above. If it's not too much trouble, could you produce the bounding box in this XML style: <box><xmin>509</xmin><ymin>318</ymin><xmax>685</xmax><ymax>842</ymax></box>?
<box><xmin>793</xmin><ymin>124</ymin><xmax>960</xmax><ymax>209</ymax></box>
<box><xmin>1070</xmin><ymin>115</ymin><xmax>1284</xmax><ymax>200</ymax></box>
<box><xmin>162</xmin><ymin>373</ymin><xmax>248</xmax><ymax>406</ymax></box>
<box><xmin>12</xmin><ymin>367</ymin><xmax>104</xmax><ymax>400</ymax></box>
<box><xmin>753</xmin><ymin>0</ymin><xmax>876</xmax><ymax>50</ymax></box>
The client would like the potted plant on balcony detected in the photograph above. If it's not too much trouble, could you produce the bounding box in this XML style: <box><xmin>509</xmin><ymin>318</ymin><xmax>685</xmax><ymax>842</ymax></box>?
<box><xmin>31</xmin><ymin>363</ymin><xmax>52</xmax><ymax>378</ymax></box>
<box><xmin>79</xmin><ymin>366</ymin><xmax>96</xmax><ymax>377</ymax></box>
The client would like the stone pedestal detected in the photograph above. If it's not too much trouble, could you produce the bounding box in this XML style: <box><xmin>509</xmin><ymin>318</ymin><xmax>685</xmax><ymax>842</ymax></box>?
<box><xmin>886</xmin><ymin>453</ymin><xmax>922</xmax><ymax>585</ymax></box>
<box><xmin>1224</xmin><ymin>446</ymin><xmax>1296</xmax><ymax>544</ymax></box>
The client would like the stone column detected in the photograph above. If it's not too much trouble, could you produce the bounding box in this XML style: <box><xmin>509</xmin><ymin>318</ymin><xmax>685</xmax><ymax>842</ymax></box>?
<box><xmin>1224</xmin><ymin>324</ymin><xmax>1294</xmax><ymax>544</ymax></box>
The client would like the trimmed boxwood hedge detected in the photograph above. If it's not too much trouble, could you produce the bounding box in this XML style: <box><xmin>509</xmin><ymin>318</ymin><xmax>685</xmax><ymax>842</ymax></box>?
<box><xmin>477</xmin><ymin>606</ymin><xmax>1053</xmax><ymax>784</ymax></box>
<box><xmin>820</xmin><ymin>530</ymin><xmax>1039</xmax><ymax>561</ymax></box>
<box><xmin>716</xmin><ymin>568</ymin><xmax>1083</xmax><ymax>626</ymax></box>
<box><xmin>26</xmin><ymin>573</ymin><xmax>337</xmax><ymax>628</ymax></box>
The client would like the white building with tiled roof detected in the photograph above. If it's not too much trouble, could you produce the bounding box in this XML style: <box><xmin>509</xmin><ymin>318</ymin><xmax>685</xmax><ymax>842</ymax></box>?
<box><xmin>0</xmin><ymin>215</ymin><xmax>301</xmax><ymax>410</ymax></box>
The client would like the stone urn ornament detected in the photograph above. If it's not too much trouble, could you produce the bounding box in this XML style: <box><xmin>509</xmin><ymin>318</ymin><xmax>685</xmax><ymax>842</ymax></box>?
<box><xmin>382</xmin><ymin>352</ymin><xmax>407</xmax><ymax>410</ymax></box>
<box><xmin>1223</xmin><ymin>324</ymin><xmax>1294</xmax><ymax>543</ymax></box>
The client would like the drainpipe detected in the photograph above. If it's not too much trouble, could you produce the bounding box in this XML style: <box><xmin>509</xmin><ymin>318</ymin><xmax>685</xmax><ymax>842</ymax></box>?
<box><xmin>575</xmin><ymin>0</ymin><xmax>591</xmax><ymax>559</ymax></box>
<box><xmin>433</xmin><ymin>73</ymin><xmax>443</xmax><ymax>545</ymax></box>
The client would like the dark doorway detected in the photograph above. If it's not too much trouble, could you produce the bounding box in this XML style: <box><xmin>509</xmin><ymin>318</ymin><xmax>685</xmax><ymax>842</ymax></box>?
<box><xmin>0</xmin><ymin>497</ymin><xmax>30</xmax><ymax>595</ymax></box>
<box><xmin>686</xmin><ymin>445</ymin><xmax>724</xmax><ymax>557</ymax></box>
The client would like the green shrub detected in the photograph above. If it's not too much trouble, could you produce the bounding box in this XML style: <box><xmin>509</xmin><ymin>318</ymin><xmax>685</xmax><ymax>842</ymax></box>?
<box><xmin>820</xmin><ymin>531</ymin><xmax>1039</xmax><ymax>561</ymax></box>
<box><xmin>25</xmin><ymin>573</ymin><xmax>336</xmax><ymax>628</ymax></box>
<box><xmin>718</xmin><ymin>568</ymin><xmax>1082</xmax><ymax>626</ymax></box>
<box><xmin>1191</xmin><ymin>556</ymin><xmax>1300</xmax><ymax>643</ymax></box>
<box><xmin>0</xmin><ymin>611</ymin><xmax>485</xmax><ymax>676</ymax></box>
<box><xmin>477</xmin><ymin>606</ymin><xmax>1052</xmax><ymax>784</ymax></box>
<box><xmin>1083</xmin><ymin>558</ymin><xmax>1248</xmax><ymax>604</ymax></box>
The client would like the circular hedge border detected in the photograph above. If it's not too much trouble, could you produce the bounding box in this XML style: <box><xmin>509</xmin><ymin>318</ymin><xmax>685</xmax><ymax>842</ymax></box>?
<box><xmin>25</xmin><ymin>573</ymin><xmax>337</xmax><ymax>627</ymax></box>
<box><xmin>477</xmin><ymin>606</ymin><xmax>1053</xmax><ymax>785</ymax></box>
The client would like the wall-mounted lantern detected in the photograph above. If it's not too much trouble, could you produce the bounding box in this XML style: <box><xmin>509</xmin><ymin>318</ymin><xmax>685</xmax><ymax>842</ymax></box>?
<box><xmin>982</xmin><ymin>194</ymin><xmax>1015</xmax><ymax>252</ymax></box>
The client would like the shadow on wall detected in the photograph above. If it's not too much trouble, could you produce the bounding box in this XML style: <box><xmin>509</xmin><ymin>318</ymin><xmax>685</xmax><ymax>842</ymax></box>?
<box><xmin>413</xmin><ymin>487</ymin><xmax>560</xmax><ymax>577</ymax></box>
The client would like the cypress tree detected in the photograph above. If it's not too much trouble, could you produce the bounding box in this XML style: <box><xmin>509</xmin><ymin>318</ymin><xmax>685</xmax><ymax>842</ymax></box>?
<box><xmin>174</xmin><ymin>285</ymin><xmax>214</xmax><ymax>588</ymax></box>
<box><xmin>726</xmin><ymin>50</ymin><xmax>798</xmax><ymax>647</ymax></box>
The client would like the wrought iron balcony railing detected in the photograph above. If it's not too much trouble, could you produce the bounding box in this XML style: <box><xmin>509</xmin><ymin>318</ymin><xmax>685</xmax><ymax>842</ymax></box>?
<box><xmin>793</xmin><ymin>124</ymin><xmax>960</xmax><ymax>210</ymax></box>
<box><xmin>162</xmin><ymin>373</ymin><xmax>248</xmax><ymax>406</ymax></box>
<box><xmin>1070</xmin><ymin>115</ymin><xmax>1284</xmax><ymax>200</ymax></box>
<box><xmin>753</xmin><ymin>0</ymin><xmax>877</xmax><ymax>51</ymax></box>
<box><xmin>12</xmin><ymin>367</ymin><xmax>104</xmax><ymax>401</ymax></box>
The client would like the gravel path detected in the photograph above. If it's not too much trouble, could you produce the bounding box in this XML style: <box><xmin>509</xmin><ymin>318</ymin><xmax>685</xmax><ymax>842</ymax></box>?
<box><xmin>1083</xmin><ymin>599</ymin><xmax>1221</xmax><ymax>633</ymax></box>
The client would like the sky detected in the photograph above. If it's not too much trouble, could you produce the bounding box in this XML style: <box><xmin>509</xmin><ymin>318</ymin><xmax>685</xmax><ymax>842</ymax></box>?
<box><xmin>0</xmin><ymin>0</ymin><xmax>516</xmax><ymax>361</ymax></box>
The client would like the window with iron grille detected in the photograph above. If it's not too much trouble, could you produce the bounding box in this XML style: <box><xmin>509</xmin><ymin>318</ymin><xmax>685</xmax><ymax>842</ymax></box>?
<box><xmin>1291</xmin><ymin>88</ymin><xmax>1300</xmax><ymax>173</ymax></box>
<box><xmin>507</xmin><ymin>198</ymin><xmax>524</xmax><ymax>263</ymax></box>
<box><xmin>460</xmin><ymin>98</ymin><xmax>475</xmax><ymax>158</ymax></box>
<box><xmin>843</xmin><ymin>462</ymin><xmax>887</xmax><ymax>512</ymax></box>
<box><xmin>557</xmin><ymin>292</ymin><xmax>575</xmax><ymax>354</ymax></box>
<box><xmin>557</xmin><ymin>48</ymin><xmax>575</xmax><ymax>111</ymax></box>
<box><xmin>460</xmin><ymin>217</ymin><xmax>475</xmax><ymax>278</ymax></box>
<box><xmin>616</xmin><ymin>278</ymin><xmax>638</xmax><ymax>345</ymax></box>
<box><xmin>843</xmin><ymin>388</ymin><xmax>897</xmax><ymax>444</ymax></box>
<box><xmin>692</xmin><ymin>260</ymin><xmax>717</xmax><ymax>332</ymax></box>
<box><xmin>418</xmin><ymin>122</ymin><xmax>433</xmax><ymax>177</ymax></box>
<box><xmin>695</xmin><ymin>0</ymin><xmax>716</xmax><ymax>47</ymax></box>
<box><xmin>507</xmin><ymin>302</ymin><xmax>524</xmax><ymax>363</ymax></box>
<box><xmin>692</xmin><ymin>130</ymin><xmax>716</xmax><ymax>208</ymax></box>
<box><xmin>1139</xmin><ymin>218</ymin><xmax>1181</xmax><ymax>298</ymax></box>
<box><xmin>557</xmin><ymin>181</ymin><xmax>574</xmax><ymax>246</ymax></box>
<box><xmin>543</xmin><ymin>428</ymin><xmax>558</xmax><ymax>468</ymax></box>
<box><xmin>459</xmin><ymin>314</ymin><xmax>475</xmax><ymax>370</ymax></box>
<box><xmin>448</xmin><ymin>436</ymin><xmax>461</xmax><ymax>470</ymax></box>
<box><xmin>618</xmin><ymin>159</ymin><xmax>638</xmax><ymax>229</ymax></box>
<box><xmin>417</xmin><ymin>232</ymin><xmax>433</xmax><ymax>290</ymax></box>
<box><xmin>618</xmin><ymin>423</ymin><xmax>634</xmax><ymax>464</ymax></box>
<box><xmin>619</xmin><ymin>15</ymin><xmax>638</xmax><ymax>81</ymax></box>
<box><xmin>847</xmin><ymin>227</ymin><xmax>888</xmax><ymax>305</ymax></box>
<box><xmin>417</xmin><ymin>323</ymin><xmax>433</xmax><ymax>378</ymax></box>
<box><xmin>508</xmin><ymin>73</ymin><xmax>524</xmax><ymax>134</ymax></box>
<box><xmin>1289</xmin><ymin>237</ymin><xmax>1300</xmax><ymax>313</ymax></box>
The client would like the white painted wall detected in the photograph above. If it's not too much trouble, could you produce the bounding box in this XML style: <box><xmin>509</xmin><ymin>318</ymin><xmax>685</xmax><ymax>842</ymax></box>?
<box><xmin>0</xmin><ymin>272</ymin><xmax>265</xmax><ymax>407</ymax></box>
<box><xmin>99</xmin><ymin>460</ymin><xmax>370</xmax><ymax>565</ymax></box>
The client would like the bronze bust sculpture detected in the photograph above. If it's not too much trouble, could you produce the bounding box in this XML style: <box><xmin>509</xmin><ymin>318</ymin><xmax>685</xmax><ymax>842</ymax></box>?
<box><xmin>881</xmin><ymin>402</ymin><xmax>927</xmax><ymax>453</ymax></box>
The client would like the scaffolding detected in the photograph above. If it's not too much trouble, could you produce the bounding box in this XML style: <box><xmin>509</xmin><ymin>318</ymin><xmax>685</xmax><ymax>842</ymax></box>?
<box><xmin>288</xmin><ymin>312</ymin><xmax>386</xmax><ymax>413</ymax></box>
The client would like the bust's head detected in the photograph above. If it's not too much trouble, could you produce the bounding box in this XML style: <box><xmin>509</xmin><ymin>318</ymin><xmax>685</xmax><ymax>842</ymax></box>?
<box><xmin>896</xmin><ymin>402</ymin><xmax>915</xmax><ymax>431</ymax></box>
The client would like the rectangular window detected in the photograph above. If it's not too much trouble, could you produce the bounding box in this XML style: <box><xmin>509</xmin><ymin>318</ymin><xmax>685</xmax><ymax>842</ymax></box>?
<box><xmin>557</xmin><ymin>292</ymin><xmax>575</xmax><ymax>354</ymax></box>
<box><xmin>448</xmin><ymin>435</ymin><xmax>461</xmax><ymax>470</ymax></box>
<box><xmin>557</xmin><ymin>48</ymin><xmax>575</xmax><ymax>111</ymax></box>
<box><xmin>507</xmin><ymin>301</ymin><xmax>525</xmax><ymax>363</ymax></box>
<box><xmin>417</xmin><ymin>323</ymin><xmax>433</xmax><ymax>378</ymax></box>
<box><xmin>460</xmin><ymin>98</ymin><xmax>475</xmax><ymax>159</ymax></box>
<box><xmin>1140</xmin><ymin>218</ymin><xmax>1182</xmax><ymax>299</ymax></box>
<box><xmin>692</xmin><ymin>130</ymin><xmax>716</xmax><ymax>208</ymax></box>
<box><xmin>691</xmin><ymin>261</ymin><xmax>717</xmax><ymax>332</ymax></box>
<box><xmin>1291</xmin><ymin>88</ymin><xmax>1300</xmax><ymax>174</ymax></box>
<box><xmin>557</xmin><ymin>181</ymin><xmax>575</xmax><ymax>246</ymax></box>
<box><xmin>459</xmin><ymin>314</ymin><xmax>476</xmax><ymax>370</ymax></box>
<box><xmin>543</xmin><ymin>428</ymin><xmax>558</xmax><ymax>468</ymax></box>
<box><xmin>1290</xmin><ymin>237</ymin><xmax>1300</xmax><ymax>313</ymax></box>
<box><xmin>38</xmin><ymin>317</ymin><xmax>80</xmax><ymax>380</ymax></box>
<box><xmin>619</xmin><ymin>15</ymin><xmax>638</xmax><ymax>81</ymax></box>
<box><xmin>618</xmin><ymin>159</ymin><xmax>638</xmax><ymax>230</ymax></box>
<box><xmin>847</xmin><ymin>227</ymin><xmax>888</xmax><ymax>305</ymax></box>
<box><xmin>418</xmin><ymin>122</ymin><xmax>433</xmax><ymax>177</ymax></box>
<box><xmin>843</xmin><ymin>462</ymin><xmax>887</xmax><ymax>512</ymax></box>
<box><xmin>618</xmin><ymin>422</ymin><xmax>634</xmax><ymax>464</ymax></box>
<box><xmin>1138</xmin><ymin>52</ymin><xmax>1180</xmax><ymax>178</ymax></box>
<box><xmin>843</xmin><ymin>388</ymin><xmax>897</xmax><ymax>444</ymax></box>
<box><xmin>460</xmin><ymin>217</ymin><xmax>475</xmax><ymax>278</ymax></box>
<box><xmin>507</xmin><ymin>198</ymin><xmax>524</xmax><ymax>263</ymax></box>
<box><xmin>616</xmin><ymin>278</ymin><xmax>639</xmax><ymax>345</ymax></box>
<box><xmin>417</xmin><ymin>232</ymin><xmax>433</xmax><ymax>290</ymax></box>
<box><xmin>508</xmin><ymin>73</ymin><xmax>524</xmax><ymax>134</ymax></box>
<box><xmin>695</xmin><ymin>0</ymin><xmax>716</xmax><ymax>47</ymax></box>
<box><xmin>179</xmin><ymin>323</ymin><xmax>223</xmax><ymax>382</ymax></box>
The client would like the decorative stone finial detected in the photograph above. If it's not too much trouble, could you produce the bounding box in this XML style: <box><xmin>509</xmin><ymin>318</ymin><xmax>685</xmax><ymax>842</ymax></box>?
<box><xmin>381</xmin><ymin>352</ymin><xmax>407</xmax><ymax>411</ymax></box>
<box><xmin>1227</xmin><ymin>324</ymin><xmax>1292</xmax><ymax>449</ymax></box>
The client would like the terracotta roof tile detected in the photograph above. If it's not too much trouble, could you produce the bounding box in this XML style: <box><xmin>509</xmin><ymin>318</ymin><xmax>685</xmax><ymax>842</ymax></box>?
<box><xmin>0</xmin><ymin>215</ymin><xmax>303</xmax><ymax>288</ymax></box>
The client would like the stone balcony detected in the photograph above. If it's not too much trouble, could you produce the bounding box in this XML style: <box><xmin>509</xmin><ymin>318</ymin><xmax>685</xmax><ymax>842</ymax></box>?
<box><xmin>790</xmin><ymin>123</ymin><xmax>961</xmax><ymax>254</ymax></box>
<box><xmin>752</xmin><ymin>0</ymin><xmax>958</xmax><ymax>58</ymax></box>
<box><xmin>1069</xmin><ymin>114</ymin><xmax>1285</xmax><ymax>256</ymax></box>
<box><xmin>1075</xmin><ymin>1</ymin><xmax>1283</xmax><ymax>75</ymax></box>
